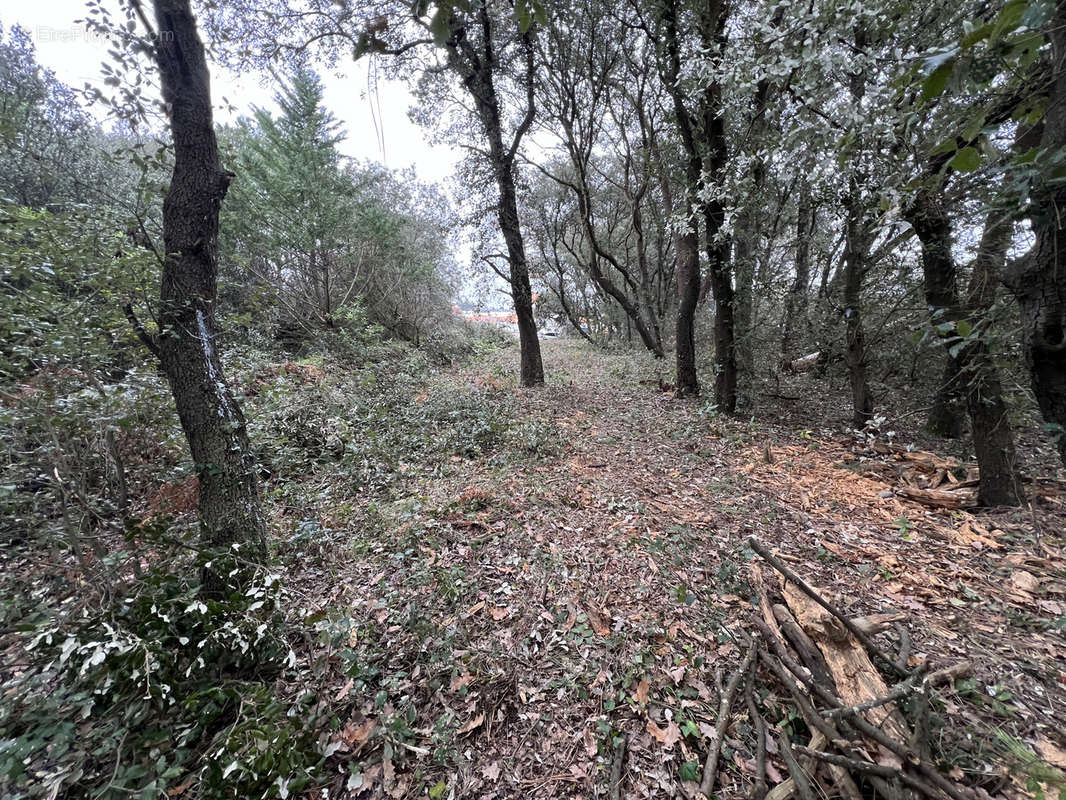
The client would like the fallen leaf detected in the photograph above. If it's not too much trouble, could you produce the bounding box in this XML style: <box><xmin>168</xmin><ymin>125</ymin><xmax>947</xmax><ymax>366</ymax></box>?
<box><xmin>482</xmin><ymin>761</ymin><xmax>501</xmax><ymax>781</ymax></box>
<box><xmin>354</xmin><ymin>763</ymin><xmax>382</xmax><ymax>796</ymax></box>
<box><xmin>490</xmin><ymin>606</ymin><xmax>510</xmax><ymax>620</ymax></box>
<box><xmin>583</xmin><ymin>727</ymin><xmax>598</xmax><ymax>757</ymax></box>
<box><xmin>340</xmin><ymin>718</ymin><xmax>375</xmax><ymax>751</ymax></box>
<box><xmin>464</xmin><ymin>600</ymin><xmax>486</xmax><ymax>618</ymax></box>
<box><xmin>450</xmin><ymin>672</ymin><xmax>473</xmax><ymax>692</ymax></box>
<box><xmin>633</xmin><ymin>678</ymin><xmax>651</xmax><ymax>704</ymax></box>
<box><xmin>1011</xmin><ymin>570</ymin><xmax>1040</xmax><ymax>593</ymax></box>
<box><xmin>382</xmin><ymin>759</ymin><xmax>395</xmax><ymax>791</ymax></box>
<box><xmin>587</xmin><ymin>607</ymin><xmax>611</xmax><ymax>636</ymax></box>
<box><xmin>167</xmin><ymin>777</ymin><xmax>195</xmax><ymax>796</ymax></box>
<box><xmin>458</xmin><ymin>712</ymin><xmax>485</xmax><ymax>736</ymax></box>
<box><xmin>335</xmin><ymin>678</ymin><xmax>354</xmax><ymax>701</ymax></box>
<box><xmin>647</xmin><ymin>720</ymin><xmax>681</xmax><ymax>749</ymax></box>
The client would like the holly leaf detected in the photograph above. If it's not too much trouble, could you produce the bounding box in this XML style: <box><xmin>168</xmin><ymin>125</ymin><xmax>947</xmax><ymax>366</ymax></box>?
<box><xmin>922</xmin><ymin>61</ymin><xmax>954</xmax><ymax>100</ymax></box>
<box><xmin>949</xmin><ymin>146</ymin><xmax>981</xmax><ymax>172</ymax></box>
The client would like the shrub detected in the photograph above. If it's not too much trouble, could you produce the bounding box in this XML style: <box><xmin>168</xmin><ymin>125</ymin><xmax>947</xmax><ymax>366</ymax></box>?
<box><xmin>0</xmin><ymin>555</ymin><xmax>324</xmax><ymax>799</ymax></box>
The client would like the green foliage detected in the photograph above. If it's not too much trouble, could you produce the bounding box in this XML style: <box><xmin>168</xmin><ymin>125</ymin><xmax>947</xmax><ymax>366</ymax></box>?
<box><xmin>0</xmin><ymin>205</ymin><xmax>156</xmax><ymax>381</ymax></box>
<box><xmin>910</xmin><ymin>0</ymin><xmax>1052</xmax><ymax>189</ymax></box>
<box><xmin>0</xmin><ymin>24</ymin><xmax>106</xmax><ymax>209</ymax></box>
<box><xmin>0</xmin><ymin>557</ymin><xmax>323</xmax><ymax>799</ymax></box>
<box><xmin>219</xmin><ymin>68</ymin><xmax>459</xmax><ymax>348</ymax></box>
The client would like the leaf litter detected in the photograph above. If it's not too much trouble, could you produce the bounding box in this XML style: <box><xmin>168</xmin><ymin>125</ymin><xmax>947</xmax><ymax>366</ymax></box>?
<box><xmin>282</xmin><ymin>341</ymin><xmax>1065</xmax><ymax>798</ymax></box>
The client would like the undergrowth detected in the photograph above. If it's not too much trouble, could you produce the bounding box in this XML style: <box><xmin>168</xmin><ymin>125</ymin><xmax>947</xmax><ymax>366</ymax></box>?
<box><xmin>0</xmin><ymin>323</ymin><xmax>520</xmax><ymax>798</ymax></box>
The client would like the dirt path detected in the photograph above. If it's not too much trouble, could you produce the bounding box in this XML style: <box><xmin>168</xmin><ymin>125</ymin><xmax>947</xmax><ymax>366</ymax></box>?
<box><xmin>311</xmin><ymin>340</ymin><xmax>1066</xmax><ymax>799</ymax></box>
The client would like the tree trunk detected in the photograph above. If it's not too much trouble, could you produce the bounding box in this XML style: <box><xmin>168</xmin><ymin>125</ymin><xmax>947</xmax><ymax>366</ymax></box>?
<box><xmin>1006</xmin><ymin>1</ymin><xmax>1066</xmax><ymax>467</ymax></box>
<box><xmin>905</xmin><ymin>188</ymin><xmax>1022</xmax><ymax>505</ymax></box>
<box><xmin>495</xmin><ymin>168</ymin><xmax>545</xmax><ymax>386</ymax></box>
<box><xmin>657</xmin><ymin>0</ymin><xmax>731</xmax><ymax>402</ymax></box>
<box><xmin>842</xmin><ymin>179</ymin><xmax>874</xmax><ymax>429</ymax></box>
<box><xmin>904</xmin><ymin>189</ymin><xmax>965</xmax><ymax>437</ymax></box>
<box><xmin>965</xmin><ymin>216</ymin><xmax>1022</xmax><ymax>505</ymax></box>
<box><xmin>449</xmin><ymin>11</ymin><xmax>544</xmax><ymax>387</ymax></box>
<box><xmin>733</xmin><ymin>209</ymin><xmax>756</xmax><ymax>407</ymax></box>
<box><xmin>675</xmin><ymin>228</ymin><xmax>701</xmax><ymax>396</ymax></box>
<box><xmin>782</xmin><ymin>182</ymin><xmax>812</xmax><ymax>358</ymax></box>
<box><xmin>149</xmin><ymin>0</ymin><xmax>268</xmax><ymax>592</ymax></box>
<box><xmin>730</xmin><ymin>31</ymin><xmax>779</xmax><ymax>408</ymax></box>
<box><xmin>840</xmin><ymin>26</ymin><xmax>873</xmax><ymax>429</ymax></box>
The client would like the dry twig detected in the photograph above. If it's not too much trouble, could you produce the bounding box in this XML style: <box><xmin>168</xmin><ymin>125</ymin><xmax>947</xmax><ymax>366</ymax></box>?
<box><xmin>700</xmin><ymin>638</ymin><xmax>758</xmax><ymax>797</ymax></box>
<box><xmin>748</xmin><ymin>536</ymin><xmax>909</xmax><ymax>679</ymax></box>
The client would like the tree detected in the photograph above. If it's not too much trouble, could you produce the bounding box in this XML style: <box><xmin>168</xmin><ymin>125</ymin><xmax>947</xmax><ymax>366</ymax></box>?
<box><xmin>905</xmin><ymin>187</ymin><xmax>1023</xmax><ymax>505</ymax></box>
<box><xmin>226</xmin><ymin>68</ymin><xmax>352</xmax><ymax>329</ymax></box>
<box><xmin>533</xmin><ymin>0</ymin><xmax>667</xmax><ymax>358</ymax></box>
<box><xmin>897</xmin><ymin>0</ymin><xmax>1055</xmax><ymax>469</ymax></box>
<box><xmin>1004</xmin><ymin>1</ymin><xmax>1066</xmax><ymax>467</ymax></box>
<box><xmin>781</xmin><ymin>181</ymin><xmax>814</xmax><ymax>359</ymax></box>
<box><xmin>127</xmin><ymin>0</ymin><xmax>268</xmax><ymax>591</ymax></box>
<box><xmin>0</xmin><ymin>23</ymin><xmax>102</xmax><ymax>208</ymax></box>
<box><xmin>652</xmin><ymin>0</ymin><xmax>732</xmax><ymax>400</ymax></box>
<box><xmin>206</xmin><ymin>0</ymin><xmax>546</xmax><ymax>386</ymax></box>
<box><xmin>435</xmin><ymin>3</ymin><xmax>544</xmax><ymax>385</ymax></box>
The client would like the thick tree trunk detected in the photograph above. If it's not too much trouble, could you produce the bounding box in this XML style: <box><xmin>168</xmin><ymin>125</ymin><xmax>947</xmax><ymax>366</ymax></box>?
<box><xmin>781</xmin><ymin>182</ymin><xmax>813</xmax><ymax>359</ymax></box>
<box><xmin>965</xmin><ymin>217</ymin><xmax>1022</xmax><ymax>505</ymax></box>
<box><xmin>730</xmin><ymin>42</ymin><xmax>778</xmax><ymax>408</ymax></box>
<box><xmin>149</xmin><ymin>0</ymin><xmax>268</xmax><ymax>591</ymax></box>
<box><xmin>1006</xmin><ymin>2</ymin><xmax>1066</xmax><ymax>467</ymax></box>
<box><xmin>658</xmin><ymin>0</ymin><xmax>731</xmax><ymax>402</ymax></box>
<box><xmin>450</xmin><ymin>12</ymin><xmax>544</xmax><ymax>387</ymax></box>
<box><xmin>906</xmin><ymin>189</ymin><xmax>1022</xmax><ymax>505</ymax></box>
<box><xmin>733</xmin><ymin>209</ymin><xmax>756</xmax><ymax>407</ymax></box>
<box><xmin>704</xmin><ymin>227</ymin><xmax>736</xmax><ymax>410</ymax></box>
<box><xmin>495</xmin><ymin>168</ymin><xmax>545</xmax><ymax>386</ymax></box>
<box><xmin>841</xmin><ymin>27</ymin><xmax>873</xmax><ymax>430</ymax></box>
<box><xmin>700</xmin><ymin>83</ymin><xmax>735</xmax><ymax>411</ymax></box>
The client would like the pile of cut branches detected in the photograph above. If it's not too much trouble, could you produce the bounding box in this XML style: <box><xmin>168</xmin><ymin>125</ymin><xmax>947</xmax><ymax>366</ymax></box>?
<box><xmin>699</xmin><ymin>537</ymin><xmax>983</xmax><ymax>800</ymax></box>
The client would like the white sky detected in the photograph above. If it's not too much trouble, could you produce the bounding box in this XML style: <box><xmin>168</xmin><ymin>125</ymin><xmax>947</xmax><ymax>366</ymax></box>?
<box><xmin>4</xmin><ymin>0</ymin><xmax>461</xmax><ymax>185</ymax></box>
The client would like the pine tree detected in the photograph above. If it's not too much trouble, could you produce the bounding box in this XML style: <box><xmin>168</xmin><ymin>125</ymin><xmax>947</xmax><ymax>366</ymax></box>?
<box><xmin>226</xmin><ymin>68</ymin><xmax>353</xmax><ymax>327</ymax></box>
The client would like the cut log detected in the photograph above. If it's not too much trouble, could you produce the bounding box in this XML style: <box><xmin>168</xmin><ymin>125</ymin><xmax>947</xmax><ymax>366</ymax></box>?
<box><xmin>780</xmin><ymin>581</ymin><xmax>910</xmax><ymax>768</ymax></box>
<box><xmin>785</xmin><ymin>351</ymin><xmax>820</xmax><ymax>373</ymax></box>
<box><xmin>898</xmin><ymin>451</ymin><xmax>962</xmax><ymax>471</ymax></box>
<box><xmin>894</xmin><ymin>486</ymin><xmax>977</xmax><ymax>509</ymax></box>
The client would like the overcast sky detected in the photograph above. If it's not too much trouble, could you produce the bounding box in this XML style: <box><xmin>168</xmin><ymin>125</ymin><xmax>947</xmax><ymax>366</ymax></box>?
<box><xmin>5</xmin><ymin>0</ymin><xmax>461</xmax><ymax>185</ymax></box>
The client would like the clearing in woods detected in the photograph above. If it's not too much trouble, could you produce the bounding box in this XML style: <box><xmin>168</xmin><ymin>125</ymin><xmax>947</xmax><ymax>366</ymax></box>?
<box><xmin>300</xmin><ymin>339</ymin><xmax>1065</xmax><ymax>798</ymax></box>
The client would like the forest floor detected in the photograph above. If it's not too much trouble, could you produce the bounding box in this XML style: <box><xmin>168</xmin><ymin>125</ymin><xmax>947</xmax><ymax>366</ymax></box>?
<box><xmin>285</xmin><ymin>338</ymin><xmax>1066</xmax><ymax>799</ymax></box>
